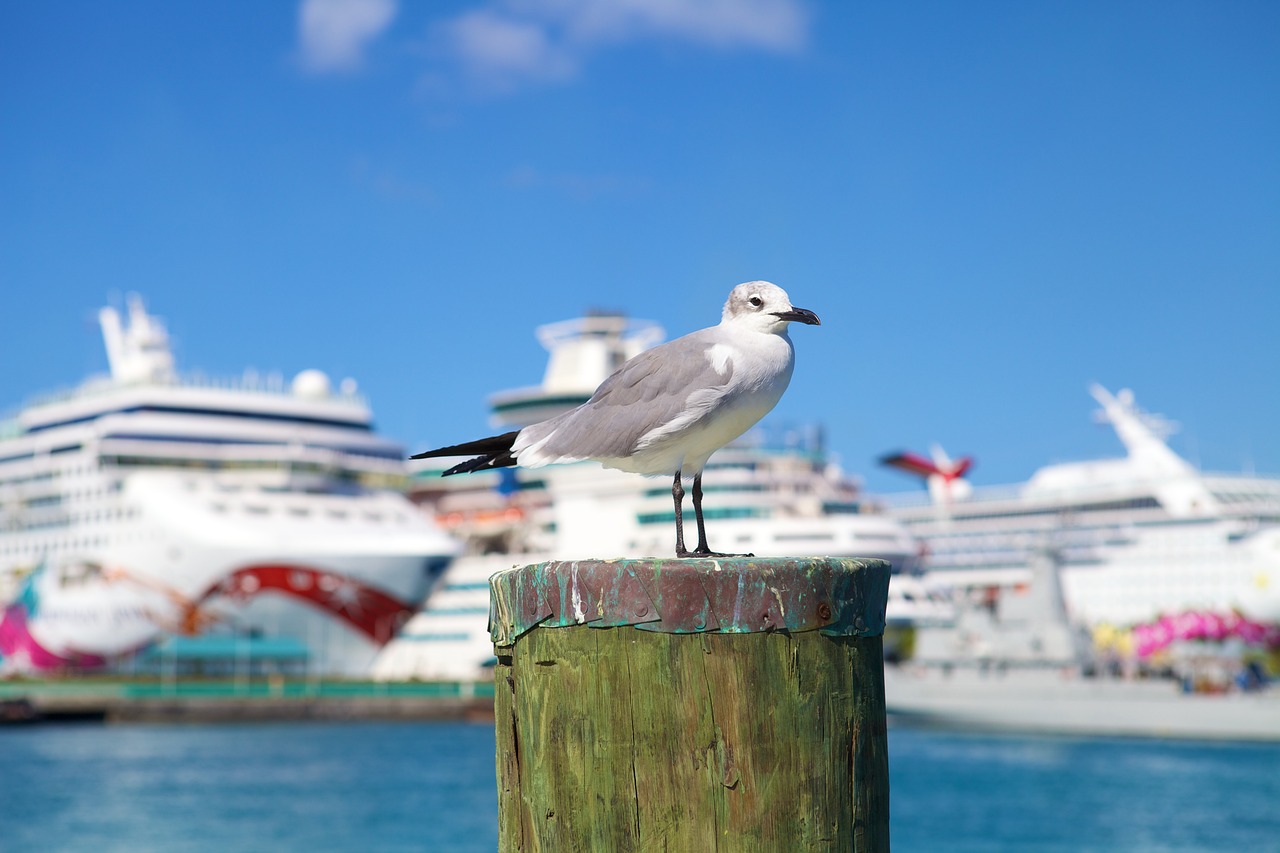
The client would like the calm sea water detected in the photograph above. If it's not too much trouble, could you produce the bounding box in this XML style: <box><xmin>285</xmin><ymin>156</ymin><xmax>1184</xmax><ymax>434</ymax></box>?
<box><xmin>2</xmin><ymin>721</ymin><xmax>1278</xmax><ymax>852</ymax></box>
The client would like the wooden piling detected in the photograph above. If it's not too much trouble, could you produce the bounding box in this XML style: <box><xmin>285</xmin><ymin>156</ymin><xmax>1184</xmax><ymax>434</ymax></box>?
<box><xmin>490</xmin><ymin>557</ymin><xmax>891</xmax><ymax>852</ymax></box>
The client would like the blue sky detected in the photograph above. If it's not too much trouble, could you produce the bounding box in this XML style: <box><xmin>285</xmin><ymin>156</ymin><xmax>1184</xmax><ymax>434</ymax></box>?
<box><xmin>2</xmin><ymin>1</ymin><xmax>1277</xmax><ymax>493</ymax></box>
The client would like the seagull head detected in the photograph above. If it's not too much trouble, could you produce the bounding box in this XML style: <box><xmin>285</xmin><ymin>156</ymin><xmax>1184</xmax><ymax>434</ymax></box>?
<box><xmin>722</xmin><ymin>281</ymin><xmax>821</xmax><ymax>333</ymax></box>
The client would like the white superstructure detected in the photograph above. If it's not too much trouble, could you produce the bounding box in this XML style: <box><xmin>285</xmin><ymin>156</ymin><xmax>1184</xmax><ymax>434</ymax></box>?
<box><xmin>373</xmin><ymin>311</ymin><xmax>923</xmax><ymax>681</ymax></box>
<box><xmin>0</xmin><ymin>295</ymin><xmax>458</xmax><ymax>675</ymax></box>
<box><xmin>882</xmin><ymin>384</ymin><xmax>1280</xmax><ymax>626</ymax></box>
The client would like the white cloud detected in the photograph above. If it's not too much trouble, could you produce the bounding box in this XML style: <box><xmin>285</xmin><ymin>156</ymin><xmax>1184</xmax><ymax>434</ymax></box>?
<box><xmin>436</xmin><ymin>0</ymin><xmax>809</xmax><ymax>92</ymax></box>
<box><xmin>521</xmin><ymin>0</ymin><xmax>809</xmax><ymax>52</ymax></box>
<box><xmin>444</xmin><ymin>9</ymin><xmax>577</xmax><ymax>88</ymax></box>
<box><xmin>298</xmin><ymin>0</ymin><xmax>399</xmax><ymax>74</ymax></box>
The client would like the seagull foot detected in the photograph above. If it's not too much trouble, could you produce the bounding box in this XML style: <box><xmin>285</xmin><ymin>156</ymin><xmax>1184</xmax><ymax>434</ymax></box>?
<box><xmin>676</xmin><ymin>549</ymin><xmax>755</xmax><ymax>559</ymax></box>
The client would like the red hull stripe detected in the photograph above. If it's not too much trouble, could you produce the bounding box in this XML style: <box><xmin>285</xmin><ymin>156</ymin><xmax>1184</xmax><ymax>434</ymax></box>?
<box><xmin>201</xmin><ymin>564</ymin><xmax>416</xmax><ymax>644</ymax></box>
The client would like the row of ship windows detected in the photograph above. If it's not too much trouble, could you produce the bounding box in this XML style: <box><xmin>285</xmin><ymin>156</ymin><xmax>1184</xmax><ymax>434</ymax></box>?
<box><xmin>0</xmin><ymin>471</ymin><xmax>60</xmax><ymax>486</ymax></box>
<box><xmin>1073</xmin><ymin>576</ymin><xmax>1238</xmax><ymax>599</ymax></box>
<box><xmin>0</xmin><ymin>471</ymin><xmax>119</xmax><ymax>490</ymax></box>
<box><xmin>0</xmin><ymin>506</ymin><xmax>139</xmax><ymax>532</ymax></box>
<box><xmin>921</xmin><ymin>518</ymin><xmax>1279</xmax><ymax>542</ymax></box>
<box><xmin>3</xmin><ymin>492</ymin><xmax>113</xmax><ymax>506</ymax></box>
<box><xmin>5</xmin><ymin>519</ymin><xmax>79</xmax><ymax>533</ymax></box>
<box><xmin>0</xmin><ymin>487</ymin><xmax>116</xmax><ymax>503</ymax></box>
<box><xmin>2</xmin><ymin>458</ymin><xmax>403</xmax><ymax>487</ymax></box>
<box><xmin>910</xmin><ymin>520</ymin><xmax>1200</xmax><ymax>543</ymax></box>
<box><xmin>937</xmin><ymin>497</ymin><xmax>1163</xmax><ymax>522</ymax></box>
<box><xmin>0</xmin><ymin>490</ymin><xmax>125</xmax><ymax>510</ymax></box>
<box><xmin>208</xmin><ymin>503</ymin><xmax>411</xmax><ymax>524</ymax></box>
<box><xmin>642</xmin><ymin>484</ymin><xmax>770</xmax><ymax>498</ymax></box>
<box><xmin>0</xmin><ymin>534</ymin><xmax>136</xmax><ymax>556</ymax></box>
<box><xmin>0</xmin><ymin>466</ymin><xmax>106</xmax><ymax>488</ymax></box>
<box><xmin>636</xmin><ymin>507</ymin><xmax>768</xmax><ymax>525</ymax></box>
<box><xmin>1212</xmin><ymin>490</ymin><xmax>1280</xmax><ymax>505</ymax></box>
<box><xmin>104</xmin><ymin>456</ymin><xmax>407</xmax><ymax>490</ymax></box>
<box><xmin>933</xmin><ymin>547</ymin><xmax>1237</xmax><ymax>566</ymax></box>
<box><xmin>0</xmin><ymin>444</ymin><xmax>83</xmax><ymax>466</ymax></box>
<box><xmin>26</xmin><ymin>406</ymin><xmax>373</xmax><ymax>435</ymax></box>
<box><xmin>0</xmin><ymin>473</ymin><xmax>94</xmax><ymax>492</ymax></box>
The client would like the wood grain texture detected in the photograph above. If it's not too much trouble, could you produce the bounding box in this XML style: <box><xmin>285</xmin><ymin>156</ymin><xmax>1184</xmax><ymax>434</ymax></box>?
<box><xmin>495</xmin><ymin>623</ymin><xmax>889</xmax><ymax>851</ymax></box>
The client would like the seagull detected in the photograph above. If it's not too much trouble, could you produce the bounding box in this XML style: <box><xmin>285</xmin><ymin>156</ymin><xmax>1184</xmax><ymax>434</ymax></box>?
<box><xmin>412</xmin><ymin>281</ymin><xmax>820</xmax><ymax>558</ymax></box>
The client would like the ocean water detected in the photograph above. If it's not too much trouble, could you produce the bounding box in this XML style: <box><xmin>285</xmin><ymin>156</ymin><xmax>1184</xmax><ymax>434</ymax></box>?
<box><xmin>2</xmin><ymin>721</ymin><xmax>1277</xmax><ymax>852</ymax></box>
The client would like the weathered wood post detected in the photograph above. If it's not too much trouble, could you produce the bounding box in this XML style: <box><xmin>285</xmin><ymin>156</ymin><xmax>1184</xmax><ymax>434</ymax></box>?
<box><xmin>490</xmin><ymin>557</ymin><xmax>891</xmax><ymax>852</ymax></box>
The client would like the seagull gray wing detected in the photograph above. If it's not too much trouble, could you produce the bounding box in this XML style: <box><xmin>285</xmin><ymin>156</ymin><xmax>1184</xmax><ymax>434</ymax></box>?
<box><xmin>516</xmin><ymin>329</ymin><xmax>735</xmax><ymax>461</ymax></box>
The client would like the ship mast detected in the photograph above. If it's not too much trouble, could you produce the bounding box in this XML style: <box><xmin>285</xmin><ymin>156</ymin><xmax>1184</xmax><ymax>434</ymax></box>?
<box><xmin>1089</xmin><ymin>383</ymin><xmax>1218</xmax><ymax>517</ymax></box>
<box><xmin>98</xmin><ymin>294</ymin><xmax>176</xmax><ymax>385</ymax></box>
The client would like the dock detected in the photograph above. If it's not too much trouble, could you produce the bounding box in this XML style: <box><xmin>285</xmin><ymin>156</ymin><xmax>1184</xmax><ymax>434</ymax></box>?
<box><xmin>0</xmin><ymin>678</ymin><xmax>495</xmax><ymax>724</ymax></box>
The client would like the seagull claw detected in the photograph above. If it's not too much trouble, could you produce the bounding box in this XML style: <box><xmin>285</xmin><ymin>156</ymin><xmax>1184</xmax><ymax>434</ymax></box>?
<box><xmin>676</xmin><ymin>549</ymin><xmax>755</xmax><ymax>559</ymax></box>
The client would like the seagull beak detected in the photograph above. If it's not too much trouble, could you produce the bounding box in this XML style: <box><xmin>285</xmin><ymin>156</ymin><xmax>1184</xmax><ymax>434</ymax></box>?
<box><xmin>773</xmin><ymin>307</ymin><xmax>821</xmax><ymax>326</ymax></box>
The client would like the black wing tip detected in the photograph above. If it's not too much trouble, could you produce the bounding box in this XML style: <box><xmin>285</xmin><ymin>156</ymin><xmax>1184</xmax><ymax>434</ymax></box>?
<box><xmin>408</xmin><ymin>431</ymin><xmax>520</xmax><ymax>463</ymax></box>
<box><xmin>442</xmin><ymin>452</ymin><xmax>518</xmax><ymax>476</ymax></box>
<box><xmin>410</xmin><ymin>431</ymin><xmax>520</xmax><ymax>476</ymax></box>
<box><xmin>442</xmin><ymin>456</ymin><xmax>487</xmax><ymax>476</ymax></box>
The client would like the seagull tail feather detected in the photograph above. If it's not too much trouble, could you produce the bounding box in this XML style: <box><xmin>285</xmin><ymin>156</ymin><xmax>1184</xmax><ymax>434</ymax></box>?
<box><xmin>409</xmin><ymin>430</ymin><xmax>520</xmax><ymax>476</ymax></box>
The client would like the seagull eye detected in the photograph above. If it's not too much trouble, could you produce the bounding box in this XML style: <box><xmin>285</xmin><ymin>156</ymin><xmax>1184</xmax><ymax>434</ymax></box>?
<box><xmin>748</xmin><ymin>296</ymin><xmax>763</xmax><ymax>308</ymax></box>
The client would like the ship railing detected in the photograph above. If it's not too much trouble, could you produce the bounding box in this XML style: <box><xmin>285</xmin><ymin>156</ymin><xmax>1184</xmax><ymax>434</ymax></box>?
<box><xmin>880</xmin><ymin>483</ymin><xmax>1025</xmax><ymax>508</ymax></box>
<box><xmin>884</xmin><ymin>469</ymin><xmax>1280</xmax><ymax>510</ymax></box>
<box><xmin>19</xmin><ymin>370</ymin><xmax>367</xmax><ymax>411</ymax></box>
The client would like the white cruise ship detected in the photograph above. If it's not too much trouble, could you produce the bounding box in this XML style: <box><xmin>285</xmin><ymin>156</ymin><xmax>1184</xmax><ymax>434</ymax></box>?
<box><xmin>0</xmin><ymin>296</ymin><xmax>458</xmax><ymax>676</ymax></box>
<box><xmin>880</xmin><ymin>384</ymin><xmax>1280</xmax><ymax>627</ymax></box>
<box><xmin>373</xmin><ymin>311</ymin><xmax>928</xmax><ymax>681</ymax></box>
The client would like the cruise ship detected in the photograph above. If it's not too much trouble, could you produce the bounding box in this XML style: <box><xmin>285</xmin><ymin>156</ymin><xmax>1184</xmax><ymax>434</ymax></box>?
<box><xmin>882</xmin><ymin>546</ymin><xmax>1280</xmax><ymax>742</ymax></box>
<box><xmin>880</xmin><ymin>384</ymin><xmax>1280</xmax><ymax>627</ymax></box>
<box><xmin>372</xmin><ymin>311</ymin><xmax>929</xmax><ymax>681</ymax></box>
<box><xmin>0</xmin><ymin>296</ymin><xmax>458</xmax><ymax>676</ymax></box>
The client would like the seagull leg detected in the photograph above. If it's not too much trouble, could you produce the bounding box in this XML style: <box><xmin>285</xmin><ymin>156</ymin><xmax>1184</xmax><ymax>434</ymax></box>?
<box><xmin>672</xmin><ymin>471</ymin><xmax>692</xmax><ymax>558</ymax></box>
<box><xmin>690</xmin><ymin>472</ymin><xmax>754</xmax><ymax>558</ymax></box>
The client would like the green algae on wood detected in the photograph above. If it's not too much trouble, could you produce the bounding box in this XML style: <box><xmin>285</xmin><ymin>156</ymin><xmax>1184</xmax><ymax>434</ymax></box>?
<box><xmin>491</xmin><ymin>557</ymin><xmax>891</xmax><ymax>852</ymax></box>
<box><xmin>488</xmin><ymin>556</ymin><xmax>891</xmax><ymax>645</ymax></box>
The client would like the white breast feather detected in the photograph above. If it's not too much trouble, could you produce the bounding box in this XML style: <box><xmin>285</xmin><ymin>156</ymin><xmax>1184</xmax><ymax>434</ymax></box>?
<box><xmin>706</xmin><ymin>343</ymin><xmax>734</xmax><ymax>376</ymax></box>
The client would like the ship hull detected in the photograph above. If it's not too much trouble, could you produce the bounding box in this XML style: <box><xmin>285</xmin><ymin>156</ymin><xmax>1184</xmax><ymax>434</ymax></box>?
<box><xmin>1</xmin><ymin>547</ymin><xmax>446</xmax><ymax>677</ymax></box>
<box><xmin>1</xmin><ymin>473</ymin><xmax>455</xmax><ymax>676</ymax></box>
<box><xmin>883</xmin><ymin>665</ymin><xmax>1280</xmax><ymax>742</ymax></box>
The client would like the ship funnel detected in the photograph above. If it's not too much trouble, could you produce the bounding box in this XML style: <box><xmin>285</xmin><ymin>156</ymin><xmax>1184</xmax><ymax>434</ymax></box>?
<box><xmin>488</xmin><ymin>313</ymin><xmax>664</xmax><ymax>429</ymax></box>
<box><xmin>880</xmin><ymin>446</ymin><xmax>974</xmax><ymax>505</ymax></box>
